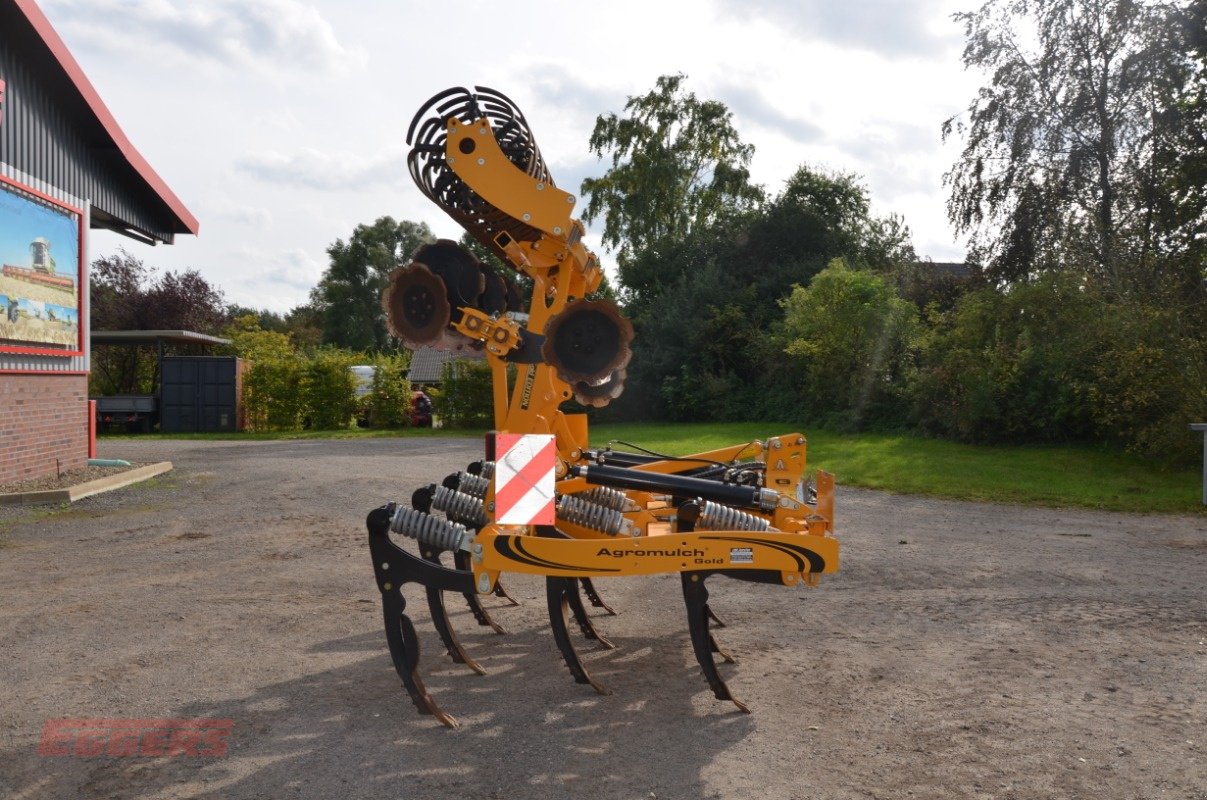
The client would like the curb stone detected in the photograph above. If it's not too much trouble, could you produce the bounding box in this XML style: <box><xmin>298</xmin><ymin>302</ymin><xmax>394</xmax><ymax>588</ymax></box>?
<box><xmin>0</xmin><ymin>462</ymin><xmax>174</xmax><ymax>506</ymax></box>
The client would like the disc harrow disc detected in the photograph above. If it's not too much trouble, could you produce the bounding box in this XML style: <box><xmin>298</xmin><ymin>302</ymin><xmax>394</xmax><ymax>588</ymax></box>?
<box><xmin>382</xmin><ymin>263</ymin><xmax>451</xmax><ymax>349</ymax></box>
<box><xmin>410</xmin><ymin>240</ymin><xmax>485</xmax><ymax>323</ymax></box>
<box><xmin>573</xmin><ymin>367</ymin><xmax>627</xmax><ymax>408</ymax></box>
<box><xmin>478</xmin><ymin>265</ymin><xmax>509</xmax><ymax>317</ymax></box>
<box><xmin>542</xmin><ymin>300</ymin><xmax>634</xmax><ymax>386</ymax></box>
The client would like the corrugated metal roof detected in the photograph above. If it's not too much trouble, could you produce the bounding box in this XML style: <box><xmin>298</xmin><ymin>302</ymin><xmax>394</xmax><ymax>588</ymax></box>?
<box><xmin>0</xmin><ymin>0</ymin><xmax>198</xmax><ymax>242</ymax></box>
<box><xmin>407</xmin><ymin>346</ymin><xmax>483</xmax><ymax>383</ymax></box>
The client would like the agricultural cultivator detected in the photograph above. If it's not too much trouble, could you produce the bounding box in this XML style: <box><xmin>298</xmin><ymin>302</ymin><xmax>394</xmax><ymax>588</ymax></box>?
<box><xmin>367</xmin><ymin>86</ymin><xmax>841</xmax><ymax>727</ymax></box>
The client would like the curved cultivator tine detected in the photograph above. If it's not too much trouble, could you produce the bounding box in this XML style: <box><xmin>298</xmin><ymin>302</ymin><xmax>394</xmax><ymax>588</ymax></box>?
<box><xmin>546</xmin><ymin>577</ymin><xmax>610</xmax><ymax>695</ymax></box>
<box><xmin>578</xmin><ymin>577</ymin><xmax>618</xmax><ymax>616</ymax></box>
<box><xmin>567</xmin><ymin>580</ymin><xmax>616</xmax><ymax>649</ymax></box>
<box><xmin>367</xmin><ymin>507</ymin><xmax>477</xmax><ymax>728</ymax></box>
<box><xmin>453</xmin><ymin>550</ymin><xmax>507</xmax><ymax>634</ymax></box>
<box><xmin>682</xmin><ymin>572</ymin><xmax>749</xmax><ymax>713</ymax></box>
<box><xmin>383</xmin><ymin>590</ymin><xmax>459</xmax><ymax>727</ymax></box>
<box><xmin>710</xmin><ymin>633</ymin><xmax>736</xmax><ymax>664</ymax></box>
<box><xmin>492</xmin><ymin>580</ymin><xmax>522</xmax><ymax>606</ymax></box>
<box><xmin>422</xmin><ymin>553</ymin><xmax>487</xmax><ymax>675</ymax></box>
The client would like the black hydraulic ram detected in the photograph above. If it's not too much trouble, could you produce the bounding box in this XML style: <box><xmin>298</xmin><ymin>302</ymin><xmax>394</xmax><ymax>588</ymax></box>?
<box><xmin>585</xmin><ymin>449</ymin><xmax>748</xmax><ymax>481</ymax></box>
<box><xmin>569</xmin><ymin>463</ymin><xmax>780</xmax><ymax>512</ymax></box>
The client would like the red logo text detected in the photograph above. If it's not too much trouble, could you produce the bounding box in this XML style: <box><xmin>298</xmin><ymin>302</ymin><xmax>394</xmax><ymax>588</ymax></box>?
<box><xmin>38</xmin><ymin>718</ymin><xmax>232</xmax><ymax>757</ymax></box>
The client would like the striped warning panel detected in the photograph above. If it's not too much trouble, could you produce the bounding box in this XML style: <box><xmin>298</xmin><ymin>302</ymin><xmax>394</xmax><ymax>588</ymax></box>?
<box><xmin>494</xmin><ymin>433</ymin><xmax>556</xmax><ymax>525</ymax></box>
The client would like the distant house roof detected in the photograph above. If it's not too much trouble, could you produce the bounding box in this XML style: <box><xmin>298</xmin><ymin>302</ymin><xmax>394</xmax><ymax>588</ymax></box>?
<box><xmin>407</xmin><ymin>346</ymin><xmax>483</xmax><ymax>384</ymax></box>
<box><xmin>1</xmin><ymin>0</ymin><xmax>198</xmax><ymax>242</ymax></box>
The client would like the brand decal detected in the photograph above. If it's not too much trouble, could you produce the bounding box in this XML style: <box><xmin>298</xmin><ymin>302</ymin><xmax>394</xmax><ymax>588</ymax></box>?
<box><xmin>596</xmin><ymin>547</ymin><xmax>706</xmax><ymax>558</ymax></box>
<box><xmin>519</xmin><ymin>365</ymin><xmax>536</xmax><ymax>409</ymax></box>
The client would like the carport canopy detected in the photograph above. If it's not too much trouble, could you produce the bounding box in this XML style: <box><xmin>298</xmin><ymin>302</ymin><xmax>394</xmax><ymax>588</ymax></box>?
<box><xmin>91</xmin><ymin>330</ymin><xmax>231</xmax><ymax>347</ymax></box>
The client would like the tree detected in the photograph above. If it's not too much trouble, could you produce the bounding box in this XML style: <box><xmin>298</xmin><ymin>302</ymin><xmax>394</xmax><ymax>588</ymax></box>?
<box><xmin>943</xmin><ymin>0</ymin><xmax>1195</xmax><ymax>291</ymax></box>
<box><xmin>617</xmin><ymin>166</ymin><xmax>916</xmax><ymax>421</ymax></box>
<box><xmin>89</xmin><ymin>250</ymin><xmax>228</xmax><ymax>394</ymax></box>
<box><xmin>312</xmin><ymin>217</ymin><xmax>434</xmax><ymax>351</ymax></box>
<box><xmin>91</xmin><ymin>250</ymin><xmax>227</xmax><ymax>333</ymax></box>
<box><xmin>283</xmin><ymin>303</ymin><xmax>323</xmax><ymax>351</ymax></box>
<box><xmin>580</xmin><ymin>74</ymin><xmax>764</xmax><ymax>301</ymax></box>
<box><xmin>227</xmin><ymin>305</ymin><xmax>288</xmax><ymax>333</ymax></box>
<box><xmin>1153</xmin><ymin>0</ymin><xmax>1207</xmax><ymax>284</ymax></box>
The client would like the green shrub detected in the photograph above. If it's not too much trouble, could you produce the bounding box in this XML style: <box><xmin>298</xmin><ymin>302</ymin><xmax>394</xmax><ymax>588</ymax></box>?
<box><xmin>223</xmin><ymin>316</ymin><xmax>303</xmax><ymax>431</ymax></box>
<box><xmin>909</xmin><ymin>274</ymin><xmax>1101</xmax><ymax>443</ymax></box>
<box><xmin>365</xmin><ymin>353</ymin><xmax>412</xmax><ymax>428</ymax></box>
<box><xmin>437</xmin><ymin>359</ymin><xmax>493</xmax><ymax>428</ymax></box>
<box><xmin>302</xmin><ymin>348</ymin><xmax>359</xmax><ymax>430</ymax></box>
<box><xmin>778</xmin><ymin>259</ymin><xmax>919</xmax><ymax>430</ymax></box>
<box><xmin>243</xmin><ymin>359</ymin><xmax>304</xmax><ymax>431</ymax></box>
<box><xmin>1087</xmin><ymin>303</ymin><xmax>1207</xmax><ymax>464</ymax></box>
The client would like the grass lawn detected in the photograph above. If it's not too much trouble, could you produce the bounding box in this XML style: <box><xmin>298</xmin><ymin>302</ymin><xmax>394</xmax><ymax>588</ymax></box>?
<box><xmin>591</xmin><ymin>421</ymin><xmax>1205</xmax><ymax>515</ymax></box>
<box><xmin>101</xmin><ymin>421</ymin><xmax>1204</xmax><ymax>513</ymax></box>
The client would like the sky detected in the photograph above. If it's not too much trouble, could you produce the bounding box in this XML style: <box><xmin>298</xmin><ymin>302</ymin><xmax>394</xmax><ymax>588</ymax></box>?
<box><xmin>39</xmin><ymin>0</ymin><xmax>983</xmax><ymax>314</ymax></box>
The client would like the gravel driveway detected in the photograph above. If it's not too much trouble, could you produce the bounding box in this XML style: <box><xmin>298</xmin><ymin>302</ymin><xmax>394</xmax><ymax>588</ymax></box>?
<box><xmin>0</xmin><ymin>437</ymin><xmax>1203</xmax><ymax>800</ymax></box>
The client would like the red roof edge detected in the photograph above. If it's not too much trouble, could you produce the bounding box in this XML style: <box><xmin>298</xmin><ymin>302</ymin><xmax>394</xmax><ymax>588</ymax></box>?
<box><xmin>15</xmin><ymin>0</ymin><xmax>199</xmax><ymax>237</ymax></box>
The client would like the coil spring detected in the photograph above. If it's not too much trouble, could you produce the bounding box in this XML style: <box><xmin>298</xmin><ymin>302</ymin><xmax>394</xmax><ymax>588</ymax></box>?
<box><xmin>478</xmin><ymin>461</ymin><xmax>495</xmax><ymax>480</ymax></box>
<box><xmin>389</xmin><ymin>505</ymin><xmax>472</xmax><ymax>552</ymax></box>
<box><xmin>558</xmin><ymin>494</ymin><xmax>627</xmax><ymax>536</ymax></box>
<box><xmin>432</xmin><ymin>484</ymin><xmax>488</xmax><ymax>528</ymax></box>
<box><xmin>574</xmin><ymin>486</ymin><xmax>630</xmax><ymax>512</ymax></box>
<box><xmin>456</xmin><ymin>471</ymin><xmax>490</xmax><ymax>499</ymax></box>
<box><xmin>698</xmin><ymin>500</ymin><xmax>773</xmax><ymax>532</ymax></box>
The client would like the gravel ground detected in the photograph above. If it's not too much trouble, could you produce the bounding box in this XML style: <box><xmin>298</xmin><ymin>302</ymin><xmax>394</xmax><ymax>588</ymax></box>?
<box><xmin>0</xmin><ymin>437</ymin><xmax>1203</xmax><ymax>800</ymax></box>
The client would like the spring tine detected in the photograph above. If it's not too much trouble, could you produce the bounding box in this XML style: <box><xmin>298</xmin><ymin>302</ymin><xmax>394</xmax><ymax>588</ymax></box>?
<box><xmin>579</xmin><ymin>577</ymin><xmax>618</xmax><ymax>616</ymax></box>
<box><xmin>567</xmin><ymin>580</ymin><xmax>615</xmax><ymax>649</ymax></box>
<box><xmin>422</xmin><ymin>552</ymin><xmax>486</xmax><ymax>675</ymax></box>
<box><xmin>492</xmin><ymin>580</ymin><xmax>522</xmax><ymax>606</ymax></box>
<box><xmin>453</xmin><ymin>550</ymin><xmax>506</xmax><ymax>634</ymax></box>
<box><xmin>546</xmin><ymin>577</ymin><xmax>609</xmax><ymax>695</ymax></box>
<box><xmin>707</xmin><ymin>605</ymin><xmax>727</xmax><ymax>629</ymax></box>
<box><xmin>375</xmin><ymin>562</ymin><xmax>459</xmax><ymax>727</ymax></box>
<box><xmin>369</xmin><ymin>505</ymin><xmax>480</xmax><ymax>727</ymax></box>
<box><xmin>682</xmin><ymin>572</ymin><xmax>749</xmax><ymax>713</ymax></box>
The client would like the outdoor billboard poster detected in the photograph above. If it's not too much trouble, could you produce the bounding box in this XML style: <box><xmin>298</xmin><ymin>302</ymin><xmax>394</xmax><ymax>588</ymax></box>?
<box><xmin>0</xmin><ymin>177</ymin><xmax>83</xmax><ymax>354</ymax></box>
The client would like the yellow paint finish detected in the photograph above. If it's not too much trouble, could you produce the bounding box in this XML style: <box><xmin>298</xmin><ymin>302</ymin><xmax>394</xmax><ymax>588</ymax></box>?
<box><xmin>473</xmin><ymin>527</ymin><xmax>839</xmax><ymax>582</ymax></box>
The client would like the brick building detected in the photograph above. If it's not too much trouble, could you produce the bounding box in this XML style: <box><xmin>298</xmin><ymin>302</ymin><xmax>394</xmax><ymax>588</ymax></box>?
<box><xmin>0</xmin><ymin>0</ymin><xmax>197</xmax><ymax>483</ymax></box>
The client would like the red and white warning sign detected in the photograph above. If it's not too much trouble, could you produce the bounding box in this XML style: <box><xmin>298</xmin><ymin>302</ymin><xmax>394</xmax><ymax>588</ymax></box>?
<box><xmin>494</xmin><ymin>433</ymin><xmax>556</xmax><ymax>525</ymax></box>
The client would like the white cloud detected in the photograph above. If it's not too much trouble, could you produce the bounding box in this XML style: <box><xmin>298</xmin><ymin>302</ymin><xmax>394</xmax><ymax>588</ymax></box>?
<box><xmin>209</xmin><ymin>205</ymin><xmax>273</xmax><ymax>228</ymax></box>
<box><xmin>712</xmin><ymin>0</ymin><xmax>961</xmax><ymax>57</ymax></box>
<box><xmin>716</xmin><ymin>82</ymin><xmax>827</xmax><ymax>145</ymax></box>
<box><xmin>235</xmin><ymin>147</ymin><xmax>408</xmax><ymax>191</ymax></box>
<box><xmin>42</xmin><ymin>0</ymin><xmax>365</xmax><ymax>72</ymax></box>
<box><xmin>221</xmin><ymin>245</ymin><xmax>324</xmax><ymax>311</ymax></box>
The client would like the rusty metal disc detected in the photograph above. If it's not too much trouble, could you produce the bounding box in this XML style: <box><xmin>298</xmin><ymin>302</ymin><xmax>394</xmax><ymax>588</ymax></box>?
<box><xmin>542</xmin><ymin>300</ymin><xmax>634</xmax><ymax>386</ymax></box>
<box><xmin>410</xmin><ymin>240</ymin><xmax>485</xmax><ymax>322</ymax></box>
<box><xmin>573</xmin><ymin>367</ymin><xmax>627</xmax><ymax>408</ymax></box>
<box><xmin>382</xmin><ymin>263</ymin><xmax>451</xmax><ymax>349</ymax></box>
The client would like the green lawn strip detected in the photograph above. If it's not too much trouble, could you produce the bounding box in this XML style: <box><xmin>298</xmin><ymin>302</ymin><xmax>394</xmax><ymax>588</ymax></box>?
<box><xmin>591</xmin><ymin>421</ymin><xmax>1203</xmax><ymax>514</ymax></box>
